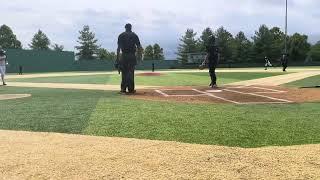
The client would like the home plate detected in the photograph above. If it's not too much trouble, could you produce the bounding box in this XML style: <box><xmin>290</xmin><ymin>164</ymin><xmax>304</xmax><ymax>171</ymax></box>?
<box><xmin>206</xmin><ymin>90</ymin><xmax>223</xmax><ymax>93</ymax></box>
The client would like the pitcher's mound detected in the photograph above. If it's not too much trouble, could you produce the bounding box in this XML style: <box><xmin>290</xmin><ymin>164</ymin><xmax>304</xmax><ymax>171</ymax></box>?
<box><xmin>0</xmin><ymin>94</ymin><xmax>31</xmax><ymax>101</ymax></box>
<box><xmin>137</xmin><ymin>72</ymin><xmax>164</xmax><ymax>76</ymax></box>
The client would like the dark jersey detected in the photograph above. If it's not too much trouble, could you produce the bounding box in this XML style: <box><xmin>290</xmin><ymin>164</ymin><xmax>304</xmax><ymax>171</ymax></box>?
<box><xmin>281</xmin><ymin>55</ymin><xmax>288</xmax><ymax>64</ymax></box>
<box><xmin>118</xmin><ymin>31</ymin><xmax>141</xmax><ymax>54</ymax></box>
<box><xmin>206</xmin><ymin>45</ymin><xmax>219</xmax><ymax>65</ymax></box>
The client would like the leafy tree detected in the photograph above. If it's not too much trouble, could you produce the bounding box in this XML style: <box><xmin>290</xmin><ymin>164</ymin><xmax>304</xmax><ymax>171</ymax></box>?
<box><xmin>98</xmin><ymin>48</ymin><xmax>109</xmax><ymax>60</ymax></box>
<box><xmin>0</xmin><ymin>24</ymin><xmax>22</xmax><ymax>49</ymax></box>
<box><xmin>198</xmin><ymin>27</ymin><xmax>214</xmax><ymax>51</ymax></box>
<box><xmin>215</xmin><ymin>26</ymin><xmax>234</xmax><ymax>63</ymax></box>
<box><xmin>75</xmin><ymin>25</ymin><xmax>100</xmax><ymax>60</ymax></box>
<box><xmin>288</xmin><ymin>33</ymin><xmax>311</xmax><ymax>61</ymax></box>
<box><xmin>309</xmin><ymin>41</ymin><xmax>320</xmax><ymax>61</ymax></box>
<box><xmin>143</xmin><ymin>45</ymin><xmax>154</xmax><ymax>60</ymax></box>
<box><xmin>29</xmin><ymin>30</ymin><xmax>51</xmax><ymax>50</ymax></box>
<box><xmin>177</xmin><ymin>29</ymin><xmax>199</xmax><ymax>64</ymax></box>
<box><xmin>98</xmin><ymin>48</ymin><xmax>116</xmax><ymax>60</ymax></box>
<box><xmin>252</xmin><ymin>25</ymin><xmax>273</xmax><ymax>62</ymax></box>
<box><xmin>109</xmin><ymin>52</ymin><xmax>117</xmax><ymax>60</ymax></box>
<box><xmin>231</xmin><ymin>31</ymin><xmax>252</xmax><ymax>62</ymax></box>
<box><xmin>269</xmin><ymin>27</ymin><xmax>285</xmax><ymax>60</ymax></box>
<box><xmin>52</xmin><ymin>44</ymin><xmax>64</xmax><ymax>51</ymax></box>
<box><xmin>153</xmin><ymin>43</ymin><xmax>164</xmax><ymax>60</ymax></box>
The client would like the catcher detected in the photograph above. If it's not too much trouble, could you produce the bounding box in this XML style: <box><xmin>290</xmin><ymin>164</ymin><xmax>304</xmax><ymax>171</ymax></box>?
<box><xmin>199</xmin><ymin>36</ymin><xmax>220</xmax><ymax>88</ymax></box>
<box><xmin>0</xmin><ymin>49</ymin><xmax>8</xmax><ymax>86</ymax></box>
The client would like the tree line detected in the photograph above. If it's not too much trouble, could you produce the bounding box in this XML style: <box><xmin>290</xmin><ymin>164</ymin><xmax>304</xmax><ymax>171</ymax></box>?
<box><xmin>0</xmin><ymin>24</ymin><xmax>165</xmax><ymax>61</ymax></box>
<box><xmin>1</xmin><ymin>24</ymin><xmax>320</xmax><ymax>63</ymax></box>
<box><xmin>177</xmin><ymin>25</ymin><xmax>320</xmax><ymax>64</ymax></box>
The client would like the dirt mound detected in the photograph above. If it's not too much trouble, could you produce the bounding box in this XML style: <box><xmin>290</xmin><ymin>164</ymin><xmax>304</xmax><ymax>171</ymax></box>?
<box><xmin>137</xmin><ymin>72</ymin><xmax>164</xmax><ymax>76</ymax></box>
<box><xmin>130</xmin><ymin>86</ymin><xmax>320</xmax><ymax>105</ymax></box>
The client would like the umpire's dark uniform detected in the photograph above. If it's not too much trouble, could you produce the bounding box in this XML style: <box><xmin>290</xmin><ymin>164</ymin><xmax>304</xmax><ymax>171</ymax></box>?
<box><xmin>117</xmin><ymin>24</ymin><xmax>141</xmax><ymax>93</ymax></box>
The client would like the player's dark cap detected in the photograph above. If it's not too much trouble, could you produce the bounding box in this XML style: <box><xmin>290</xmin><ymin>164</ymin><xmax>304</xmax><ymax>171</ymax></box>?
<box><xmin>0</xmin><ymin>49</ymin><xmax>5</xmax><ymax>55</ymax></box>
<box><xmin>125</xmin><ymin>23</ymin><xmax>132</xmax><ymax>31</ymax></box>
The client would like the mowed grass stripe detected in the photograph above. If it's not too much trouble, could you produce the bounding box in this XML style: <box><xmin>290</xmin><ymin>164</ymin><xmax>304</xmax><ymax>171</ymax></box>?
<box><xmin>84</xmin><ymin>96</ymin><xmax>320</xmax><ymax>148</ymax></box>
<box><xmin>8</xmin><ymin>72</ymin><xmax>284</xmax><ymax>86</ymax></box>
<box><xmin>1</xmin><ymin>87</ymin><xmax>319</xmax><ymax>148</ymax></box>
<box><xmin>0</xmin><ymin>87</ymin><xmax>103</xmax><ymax>133</ymax></box>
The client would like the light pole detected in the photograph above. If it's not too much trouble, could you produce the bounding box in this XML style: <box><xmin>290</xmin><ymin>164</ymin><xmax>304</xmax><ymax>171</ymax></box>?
<box><xmin>284</xmin><ymin>0</ymin><xmax>288</xmax><ymax>54</ymax></box>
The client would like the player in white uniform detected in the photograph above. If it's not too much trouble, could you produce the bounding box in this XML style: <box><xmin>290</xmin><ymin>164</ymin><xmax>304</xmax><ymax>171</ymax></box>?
<box><xmin>0</xmin><ymin>49</ymin><xmax>7</xmax><ymax>86</ymax></box>
<box><xmin>264</xmin><ymin>56</ymin><xmax>272</xmax><ymax>70</ymax></box>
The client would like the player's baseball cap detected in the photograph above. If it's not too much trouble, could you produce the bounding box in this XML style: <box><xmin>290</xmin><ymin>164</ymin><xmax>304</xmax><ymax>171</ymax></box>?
<box><xmin>125</xmin><ymin>23</ymin><xmax>132</xmax><ymax>31</ymax></box>
<box><xmin>0</xmin><ymin>49</ymin><xmax>6</xmax><ymax>55</ymax></box>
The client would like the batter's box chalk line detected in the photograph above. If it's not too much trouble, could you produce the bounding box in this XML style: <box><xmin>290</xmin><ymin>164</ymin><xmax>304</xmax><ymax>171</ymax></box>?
<box><xmin>155</xmin><ymin>89</ymin><xmax>207</xmax><ymax>97</ymax></box>
<box><xmin>154</xmin><ymin>86</ymin><xmax>293</xmax><ymax>105</ymax></box>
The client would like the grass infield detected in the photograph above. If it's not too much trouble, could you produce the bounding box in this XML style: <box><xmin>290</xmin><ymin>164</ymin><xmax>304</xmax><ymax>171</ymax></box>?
<box><xmin>285</xmin><ymin>75</ymin><xmax>320</xmax><ymax>88</ymax></box>
<box><xmin>0</xmin><ymin>86</ymin><xmax>319</xmax><ymax>148</ymax></box>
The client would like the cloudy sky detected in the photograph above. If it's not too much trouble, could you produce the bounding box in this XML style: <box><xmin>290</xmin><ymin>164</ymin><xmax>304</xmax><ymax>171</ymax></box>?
<box><xmin>1</xmin><ymin>0</ymin><xmax>320</xmax><ymax>58</ymax></box>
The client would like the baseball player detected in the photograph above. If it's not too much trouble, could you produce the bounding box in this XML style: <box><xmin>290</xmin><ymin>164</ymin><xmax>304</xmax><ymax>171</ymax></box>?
<box><xmin>281</xmin><ymin>54</ymin><xmax>289</xmax><ymax>72</ymax></box>
<box><xmin>0</xmin><ymin>49</ymin><xmax>8</xmax><ymax>86</ymax></box>
<box><xmin>199</xmin><ymin>36</ymin><xmax>220</xmax><ymax>88</ymax></box>
<box><xmin>264</xmin><ymin>56</ymin><xmax>272</xmax><ymax>70</ymax></box>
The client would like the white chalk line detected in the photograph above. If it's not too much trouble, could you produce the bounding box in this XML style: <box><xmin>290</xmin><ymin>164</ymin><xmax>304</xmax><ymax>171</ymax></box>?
<box><xmin>222</xmin><ymin>89</ymin><xmax>293</xmax><ymax>103</ymax></box>
<box><xmin>155</xmin><ymin>90</ymin><xmax>169</xmax><ymax>97</ymax></box>
<box><xmin>154</xmin><ymin>86</ymin><xmax>293</xmax><ymax>104</ymax></box>
<box><xmin>192</xmin><ymin>89</ymin><xmax>242</xmax><ymax>104</ymax></box>
<box><xmin>155</xmin><ymin>89</ymin><xmax>209</xmax><ymax>97</ymax></box>
<box><xmin>167</xmin><ymin>94</ymin><xmax>207</xmax><ymax>97</ymax></box>
<box><xmin>227</xmin><ymin>86</ymin><xmax>287</xmax><ymax>94</ymax></box>
<box><xmin>249</xmin><ymin>86</ymin><xmax>287</xmax><ymax>93</ymax></box>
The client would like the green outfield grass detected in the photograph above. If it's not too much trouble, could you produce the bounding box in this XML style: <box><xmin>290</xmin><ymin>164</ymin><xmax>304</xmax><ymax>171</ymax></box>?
<box><xmin>8</xmin><ymin>72</ymin><xmax>284</xmax><ymax>86</ymax></box>
<box><xmin>0</xmin><ymin>86</ymin><xmax>319</xmax><ymax>148</ymax></box>
<box><xmin>285</xmin><ymin>75</ymin><xmax>320</xmax><ymax>87</ymax></box>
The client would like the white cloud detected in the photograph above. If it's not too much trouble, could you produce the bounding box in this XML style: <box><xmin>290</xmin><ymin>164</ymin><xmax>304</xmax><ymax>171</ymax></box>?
<box><xmin>1</xmin><ymin>0</ymin><xmax>319</xmax><ymax>58</ymax></box>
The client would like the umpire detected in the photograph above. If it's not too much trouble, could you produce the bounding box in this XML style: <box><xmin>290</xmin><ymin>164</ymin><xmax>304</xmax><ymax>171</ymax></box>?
<box><xmin>116</xmin><ymin>23</ymin><xmax>142</xmax><ymax>94</ymax></box>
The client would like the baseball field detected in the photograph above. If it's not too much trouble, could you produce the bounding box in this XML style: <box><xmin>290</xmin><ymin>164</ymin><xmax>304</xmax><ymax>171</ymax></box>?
<box><xmin>0</xmin><ymin>67</ymin><xmax>320</xmax><ymax>179</ymax></box>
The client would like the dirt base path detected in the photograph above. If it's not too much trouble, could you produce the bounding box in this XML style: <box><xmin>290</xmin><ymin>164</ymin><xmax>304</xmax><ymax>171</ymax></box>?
<box><xmin>6</xmin><ymin>72</ymin><xmax>111</xmax><ymax>80</ymax></box>
<box><xmin>6</xmin><ymin>71</ymin><xmax>320</xmax><ymax>92</ymax></box>
<box><xmin>229</xmin><ymin>71</ymin><xmax>320</xmax><ymax>86</ymax></box>
<box><xmin>0</xmin><ymin>94</ymin><xmax>31</xmax><ymax>101</ymax></box>
<box><xmin>0</xmin><ymin>130</ymin><xmax>319</xmax><ymax>179</ymax></box>
<box><xmin>6</xmin><ymin>82</ymin><xmax>159</xmax><ymax>91</ymax></box>
<box><xmin>7</xmin><ymin>68</ymin><xmax>320</xmax><ymax>80</ymax></box>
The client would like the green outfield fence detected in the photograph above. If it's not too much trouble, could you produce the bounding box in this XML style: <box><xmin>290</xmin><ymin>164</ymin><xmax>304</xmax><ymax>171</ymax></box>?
<box><xmin>5</xmin><ymin>49</ymin><xmax>179</xmax><ymax>73</ymax></box>
<box><xmin>4</xmin><ymin>49</ymin><xmax>320</xmax><ymax>73</ymax></box>
<box><xmin>5</xmin><ymin>49</ymin><xmax>74</xmax><ymax>73</ymax></box>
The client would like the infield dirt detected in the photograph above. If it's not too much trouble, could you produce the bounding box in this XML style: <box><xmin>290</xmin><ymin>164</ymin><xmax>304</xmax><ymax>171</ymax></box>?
<box><xmin>0</xmin><ymin>130</ymin><xmax>319</xmax><ymax>179</ymax></box>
